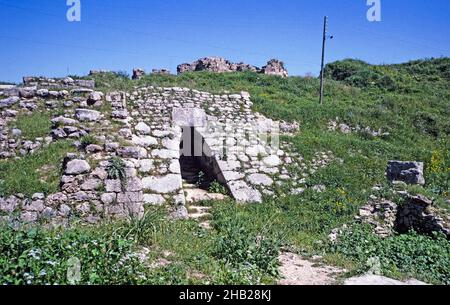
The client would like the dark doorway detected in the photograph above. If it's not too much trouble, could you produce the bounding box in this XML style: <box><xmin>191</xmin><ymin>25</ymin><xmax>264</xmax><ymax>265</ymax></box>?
<box><xmin>179</xmin><ymin>127</ymin><xmax>222</xmax><ymax>190</ymax></box>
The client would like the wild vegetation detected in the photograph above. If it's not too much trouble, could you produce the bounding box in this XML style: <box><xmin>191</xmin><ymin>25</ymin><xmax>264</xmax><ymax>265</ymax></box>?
<box><xmin>0</xmin><ymin>141</ymin><xmax>75</xmax><ymax>197</ymax></box>
<box><xmin>8</xmin><ymin>111</ymin><xmax>52</xmax><ymax>141</ymax></box>
<box><xmin>0</xmin><ymin>58</ymin><xmax>449</xmax><ymax>284</ymax></box>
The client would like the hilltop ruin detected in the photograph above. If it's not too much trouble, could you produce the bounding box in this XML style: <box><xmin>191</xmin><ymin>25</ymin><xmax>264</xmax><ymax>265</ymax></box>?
<box><xmin>0</xmin><ymin>75</ymin><xmax>333</xmax><ymax>226</ymax></box>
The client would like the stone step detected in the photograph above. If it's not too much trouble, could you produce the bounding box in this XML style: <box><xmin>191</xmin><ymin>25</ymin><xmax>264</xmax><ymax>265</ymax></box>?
<box><xmin>199</xmin><ymin>221</ymin><xmax>212</xmax><ymax>230</ymax></box>
<box><xmin>186</xmin><ymin>203</ymin><xmax>213</xmax><ymax>230</ymax></box>
<box><xmin>189</xmin><ymin>205</ymin><xmax>212</xmax><ymax>213</ymax></box>
<box><xmin>189</xmin><ymin>212</ymin><xmax>211</xmax><ymax>220</ymax></box>
<box><xmin>185</xmin><ymin>188</ymin><xmax>226</xmax><ymax>203</ymax></box>
<box><xmin>183</xmin><ymin>183</ymin><xmax>197</xmax><ymax>188</ymax></box>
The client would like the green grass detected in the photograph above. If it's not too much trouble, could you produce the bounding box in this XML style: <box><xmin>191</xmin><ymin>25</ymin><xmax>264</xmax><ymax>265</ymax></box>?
<box><xmin>0</xmin><ymin>58</ymin><xmax>448</xmax><ymax>285</ymax></box>
<box><xmin>325</xmin><ymin>57</ymin><xmax>450</xmax><ymax>93</ymax></box>
<box><xmin>0</xmin><ymin>214</ymin><xmax>157</xmax><ymax>285</ymax></box>
<box><xmin>2</xmin><ymin>198</ymin><xmax>447</xmax><ymax>284</ymax></box>
<box><xmin>330</xmin><ymin>224</ymin><xmax>450</xmax><ymax>285</ymax></box>
<box><xmin>84</xmin><ymin>60</ymin><xmax>450</xmax><ymax>284</ymax></box>
<box><xmin>0</xmin><ymin>141</ymin><xmax>75</xmax><ymax>197</ymax></box>
<box><xmin>8</xmin><ymin>111</ymin><xmax>52</xmax><ymax>140</ymax></box>
<box><xmin>0</xmin><ymin>206</ymin><xmax>280</xmax><ymax>285</ymax></box>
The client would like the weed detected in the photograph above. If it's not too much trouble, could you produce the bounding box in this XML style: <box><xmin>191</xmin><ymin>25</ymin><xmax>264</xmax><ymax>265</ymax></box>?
<box><xmin>196</xmin><ymin>171</ymin><xmax>205</xmax><ymax>188</ymax></box>
<box><xmin>330</xmin><ymin>224</ymin><xmax>450</xmax><ymax>284</ymax></box>
<box><xmin>0</xmin><ymin>221</ymin><xmax>151</xmax><ymax>285</ymax></box>
<box><xmin>8</xmin><ymin>112</ymin><xmax>52</xmax><ymax>140</ymax></box>
<box><xmin>208</xmin><ymin>181</ymin><xmax>228</xmax><ymax>195</ymax></box>
<box><xmin>106</xmin><ymin>157</ymin><xmax>127</xmax><ymax>191</ymax></box>
<box><xmin>0</xmin><ymin>141</ymin><xmax>75</xmax><ymax>197</ymax></box>
<box><xmin>80</xmin><ymin>134</ymin><xmax>99</xmax><ymax>149</ymax></box>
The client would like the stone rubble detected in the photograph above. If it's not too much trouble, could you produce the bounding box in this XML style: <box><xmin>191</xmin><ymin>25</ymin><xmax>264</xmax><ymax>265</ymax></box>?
<box><xmin>132</xmin><ymin>68</ymin><xmax>146</xmax><ymax>80</ymax></box>
<box><xmin>23</xmin><ymin>76</ymin><xmax>95</xmax><ymax>89</ymax></box>
<box><xmin>261</xmin><ymin>59</ymin><xmax>289</xmax><ymax>77</ymax></box>
<box><xmin>356</xmin><ymin>193</ymin><xmax>449</xmax><ymax>239</ymax></box>
<box><xmin>328</xmin><ymin>117</ymin><xmax>390</xmax><ymax>138</ymax></box>
<box><xmin>177</xmin><ymin>57</ymin><xmax>288</xmax><ymax>77</ymax></box>
<box><xmin>0</xmin><ymin>75</ymin><xmax>337</xmax><ymax>225</ymax></box>
<box><xmin>386</xmin><ymin>161</ymin><xmax>425</xmax><ymax>185</ymax></box>
<box><xmin>151</xmin><ymin>69</ymin><xmax>171</xmax><ymax>75</ymax></box>
<box><xmin>344</xmin><ymin>275</ymin><xmax>428</xmax><ymax>285</ymax></box>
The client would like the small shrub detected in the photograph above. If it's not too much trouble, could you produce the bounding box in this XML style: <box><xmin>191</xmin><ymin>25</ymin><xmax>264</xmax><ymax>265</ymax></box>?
<box><xmin>413</xmin><ymin>112</ymin><xmax>440</xmax><ymax>137</ymax></box>
<box><xmin>426</xmin><ymin>143</ymin><xmax>450</xmax><ymax>196</ymax></box>
<box><xmin>196</xmin><ymin>171</ymin><xmax>205</xmax><ymax>187</ymax></box>
<box><xmin>208</xmin><ymin>181</ymin><xmax>228</xmax><ymax>195</ymax></box>
<box><xmin>213</xmin><ymin>215</ymin><xmax>281</xmax><ymax>283</ymax></box>
<box><xmin>107</xmin><ymin>157</ymin><xmax>127</xmax><ymax>190</ymax></box>
<box><xmin>80</xmin><ymin>134</ymin><xmax>98</xmax><ymax>149</ymax></box>
<box><xmin>330</xmin><ymin>224</ymin><xmax>450</xmax><ymax>284</ymax></box>
<box><xmin>9</xmin><ymin>112</ymin><xmax>52</xmax><ymax>140</ymax></box>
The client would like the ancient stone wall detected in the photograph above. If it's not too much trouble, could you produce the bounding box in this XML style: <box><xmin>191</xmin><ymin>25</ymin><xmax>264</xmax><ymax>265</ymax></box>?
<box><xmin>177</xmin><ymin>57</ymin><xmax>288</xmax><ymax>77</ymax></box>
<box><xmin>356</xmin><ymin>194</ymin><xmax>450</xmax><ymax>239</ymax></box>
<box><xmin>1</xmin><ymin>76</ymin><xmax>332</xmax><ymax>226</ymax></box>
<box><xmin>23</xmin><ymin>76</ymin><xmax>95</xmax><ymax>89</ymax></box>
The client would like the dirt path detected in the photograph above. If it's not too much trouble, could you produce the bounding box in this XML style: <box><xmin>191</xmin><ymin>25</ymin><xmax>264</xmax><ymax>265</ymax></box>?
<box><xmin>277</xmin><ymin>252</ymin><xmax>344</xmax><ymax>285</ymax></box>
<box><xmin>278</xmin><ymin>251</ymin><xmax>429</xmax><ymax>285</ymax></box>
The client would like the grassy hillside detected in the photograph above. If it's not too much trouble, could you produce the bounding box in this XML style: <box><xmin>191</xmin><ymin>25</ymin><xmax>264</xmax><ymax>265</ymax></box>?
<box><xmin>1</xmin><ymin>58</ymin><xmax>449</xmax><ymax>285</ymax></box>
<box><xmin>324</xmin><ymin>57</ymin><xmax>450</xmax><ymax>92</ymax></box>
<box><xmin>90</xmin><ymin>58</ymin><xmax>449</xmax><ymax>196</ymax></box>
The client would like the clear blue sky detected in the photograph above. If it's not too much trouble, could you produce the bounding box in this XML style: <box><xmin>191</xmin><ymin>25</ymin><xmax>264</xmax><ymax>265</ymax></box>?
<box><xmin>0</xmin><ymin>0</ymin><xmax>449</xmax><ymax>83</ymax></box>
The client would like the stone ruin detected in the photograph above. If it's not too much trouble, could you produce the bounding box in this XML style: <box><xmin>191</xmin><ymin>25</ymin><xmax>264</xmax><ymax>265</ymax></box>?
<box><xmin>386</xmin><ymin>161</ymin><xmax>425</xmax><ymax>186</ymax></box>
<box><xmin>177</xmin><ymin>57</ymin><xmax>288</xmax><ymax>77</ymax></box>
<box><xmin>112</xmin><ymin>57</ymin><xmax>289</xmax><ymax>79</ymax></box>
<box><xmin>356</xmin><ymin>194</ymin><xmax>450</xmax><ymax>240</ymax></box>
<box><xmin>132</xmin><ymin>68</ymin><xmax>146</xmax><ymax>80</ymax></box>
<box><xmin>23</xmin><ymin>76</ymin><xmax>95</xmax><ymax>89</ymax></box>
<box><xmin>329</xmin><ymin>160</ymin><xmax>449</xmax><ymax>241</ymax></box>
<box><xmin>350</xmin><ymin>161</ymin><xmax>448</xmax><ymax>240</ymax></box>
<box><xmin>132</xmin><ymin>68</ymin><xmax>172</xmax><ymax>80</ymax></box>
<box><xmin>1</xmin><ymin>74</ymin><xmax>339</xmax><ymax>226</ymax></box>
<box><xmin>85</xmin><ymin>57</ymin><xmax>289</xmax><ymax>81</ymax></box>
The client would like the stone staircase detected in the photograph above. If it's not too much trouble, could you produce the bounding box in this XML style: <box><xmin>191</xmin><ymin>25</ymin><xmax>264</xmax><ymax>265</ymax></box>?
<box><xmin>187</xmin><ymin>205</ymin><xmax>213</xmax><ymax>230</ymax></box>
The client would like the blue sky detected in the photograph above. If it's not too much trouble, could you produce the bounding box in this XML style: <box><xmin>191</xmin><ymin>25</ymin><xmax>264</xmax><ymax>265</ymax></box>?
<box><xmin>0</xmin><ymin>0</ymin><xmax>449</xmax><ymax>83</ymax></box>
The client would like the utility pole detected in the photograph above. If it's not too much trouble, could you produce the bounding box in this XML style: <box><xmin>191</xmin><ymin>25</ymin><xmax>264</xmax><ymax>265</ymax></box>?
<box><xmin>319</xmin><ymin>16</ymin><xmax>328</xmax><ymax>105</ymax></box>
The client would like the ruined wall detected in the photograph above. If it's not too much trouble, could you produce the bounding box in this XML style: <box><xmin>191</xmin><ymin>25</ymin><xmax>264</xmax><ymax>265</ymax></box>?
<box><xmin>1</xmin><ymin>76</ymin><xmax>333</xmax><ymax>226</ymax></box>
<box><xmin>356</xmin><ymin>194</ymin><xmax>450</xmax><ymax>239</ymax></box>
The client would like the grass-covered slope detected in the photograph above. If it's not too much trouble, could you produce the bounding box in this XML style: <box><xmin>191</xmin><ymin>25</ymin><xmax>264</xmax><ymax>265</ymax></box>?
<box><xmin>324</xmin><ymin>57</ymin><xmax>450</xmax><ymax>92</ymax></box>
<box><xmin>1</xmin><ymin>58</ymin><xmax>449</xmax><ymax>285</ymax></box>
<box><xmin>90</xmin><ymin>58</ymin><xmax>449</xmax><ymax>196</ymax></box>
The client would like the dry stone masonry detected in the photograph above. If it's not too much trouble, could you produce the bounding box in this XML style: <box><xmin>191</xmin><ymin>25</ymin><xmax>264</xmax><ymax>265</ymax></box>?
<box><xmin>177</xmin><ymin>57</ymin><xmax>288</xmax><ymax>77</ymax></box>
<box><xmin>23</xmin><ymin>76</ymin><xmax>95</xmax><ymax>89</ymax></box>
<box><xmin>386</xmin><ymin>161</ymin><xmax>425</xmax><ymax>186</ymax></box>
<box><xmin>356</xmin><ymin>193</ymin><xmax>450</xmax><ymax>240</ymax></box>
<box><xmin>1</xmin><ymin>74</ymin><xmax>333</xmax><ymax>226</ymax></box>
<box><xmin>2</xmin><ymin>72</ymin><xmax>445</xmax><ymax>242</ymax></box>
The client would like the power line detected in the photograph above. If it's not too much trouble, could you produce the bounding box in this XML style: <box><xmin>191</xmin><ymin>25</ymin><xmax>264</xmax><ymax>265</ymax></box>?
<box><xmin>82</xmin><ymin>1</ymin><xmax>321</xmax><ymax>25</ymax></box>
<box><xmin>0</xmin><ymin>33</ymin><xmax>320</xmax><ymax>69</ymax></box>
<box><xmin>0</xmin><ymin>2</ymin><xmax>322</xmax><ymax>68</ymax></box>
<box><xmin>0</xmin><ymin>2</ymin><xmax>286</xmax><ymax>58</ymax></box>
<box><xmin>2</xmin><ymin>1</ymin><xmax>443</xmax><ymax>76</ymax></box>
<box><xmin>73</xmin><ymin>2</ymin><xmax>450</xmax><ymax>53</ymax></box>
<box><xmin>0</xmin><ymin>34</ymin><xmax>187</xmax><ymax>59</ymax></box>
